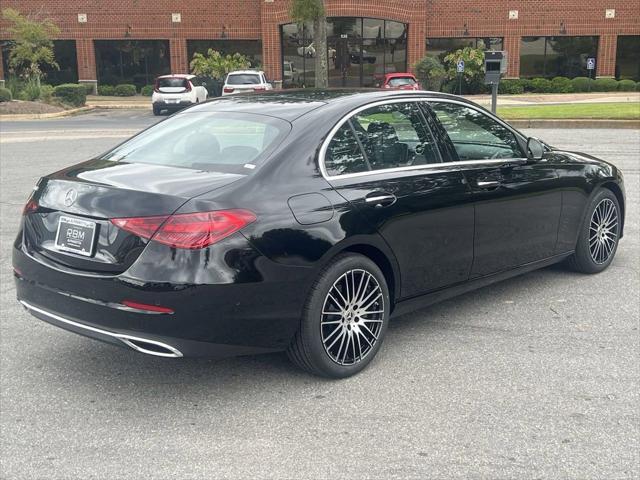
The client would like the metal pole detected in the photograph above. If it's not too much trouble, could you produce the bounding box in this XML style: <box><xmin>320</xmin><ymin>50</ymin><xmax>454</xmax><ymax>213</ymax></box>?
<box><xmin>458</xmin><ymin>73</ymin><xmax>462</xmax><ymax>95</ymax></box>
<box><xmin>491</xmin><ymin>82</ymin><xmax>498</xmax><ymax>114</ymax></box>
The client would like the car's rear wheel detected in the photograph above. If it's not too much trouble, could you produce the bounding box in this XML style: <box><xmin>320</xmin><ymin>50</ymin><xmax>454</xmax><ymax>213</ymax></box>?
<box><xmin>567</xmin><ymin>188</ymin><xmax>621</xmax><ymax>274</ymax></box>
<box><xmin>152</xmin><ymin>106</ymin><xmax>161</xmax><ymax>116</ymax></box>
<box><xmin>287</xmin><ymin>253</ymin><xmax>390</xmax><ymax>378</ymax></box>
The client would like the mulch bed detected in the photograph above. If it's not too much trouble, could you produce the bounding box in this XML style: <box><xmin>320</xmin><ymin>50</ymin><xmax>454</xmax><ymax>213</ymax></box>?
<box><xmin>0</xmin><ymin>100</ymin><xmax>66</xmax><ymax>115</ymax></box>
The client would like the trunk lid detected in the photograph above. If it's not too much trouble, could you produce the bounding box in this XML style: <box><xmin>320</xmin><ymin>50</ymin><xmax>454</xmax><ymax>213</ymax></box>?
<box><xmin>24</xmin><ymin>159</ymin><xmax>244</xmax><ymax>274</ymax></box>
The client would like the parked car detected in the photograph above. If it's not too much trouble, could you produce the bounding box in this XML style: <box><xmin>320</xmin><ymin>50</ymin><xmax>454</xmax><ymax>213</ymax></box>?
<box><xmin>283</xmin><ymin>61</ymin><xmax>298</xmax><ymax>86</ymax></box>
<box><xmin>222</xmin><ymin>70</ymin><xmax>273</xmax><ymax>96</ymax></box>
<box><xmin>14</xmin><ymin>90</ymin><xmax>625</xmax><ymax>378</ymax></box>
<box><xmin>380</xmin><ymin>73</ymin><xmax>421</xmax><ymax>90</ymax></box>
<box><xmin>349</xmin><ymin>49</ymin><xmax>377</xmax><ymax>64</ymax></box>
<box><xmin>151</xmin><ymin>74</ymin><xmax>208</xmax><ymax>115</ymax></box>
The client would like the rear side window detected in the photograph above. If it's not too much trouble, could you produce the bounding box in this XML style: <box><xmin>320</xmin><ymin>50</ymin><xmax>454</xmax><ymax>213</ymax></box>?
<box><xmin>324</xmin><ymin>123</ymin><xmax>369</xmax><ymax>176</ymax></box>
<box><xmin>101</xmin><ymin>112</ymin><xmax>290</xmax><ymax>173</ymax></box>
<box><xmin>227</xmin><ymin>74</ymin><xmax>261</xmax><ymax>85</ymax></box>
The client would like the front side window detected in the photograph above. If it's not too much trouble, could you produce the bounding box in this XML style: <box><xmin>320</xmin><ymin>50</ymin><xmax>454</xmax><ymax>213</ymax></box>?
<box><xmin>430</xmin><ymin>102</ymin><xmax>522</xmax><ymax>160</ymax></box>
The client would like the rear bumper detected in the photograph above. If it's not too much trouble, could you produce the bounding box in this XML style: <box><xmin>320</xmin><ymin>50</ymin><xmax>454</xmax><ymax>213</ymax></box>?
<box><xmin>153</xmin><ymin>101</ymin><xmax>193</xmax><ymax>111</ymax></box>
<box><xmin>13</xmin><ymin>233</ymin><xmax>313</xmax><ymax>358</ymax></box>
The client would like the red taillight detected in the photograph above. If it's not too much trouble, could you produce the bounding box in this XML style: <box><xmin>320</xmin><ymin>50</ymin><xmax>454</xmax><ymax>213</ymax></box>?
<box><xmin>223</xmin><ymin>87</ymin><xmax>234</xmax><ymax>93</ymax></box>
<box><xmin>184</xmin><ymin>81</ymin><xmax>192</xmax><ymax>92</ymax></box>
<box><xmin>22</xmin><ymin>199</ymin><xmax>38</xmax><ymax>215</ymax></box>
<box><xmin>122</xmin><ymin>300</ymin><xmax>174</xmax><ymax>314</ymax></box>
<box><xmin>110</xmin><ymin>209</ymin><xmax>256</xmax><ymax>249</ymax></box>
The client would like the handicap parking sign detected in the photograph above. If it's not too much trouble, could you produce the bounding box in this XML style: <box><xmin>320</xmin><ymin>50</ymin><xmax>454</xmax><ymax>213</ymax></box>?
<box><xmin>457</xmin><ymin>60</ymin><xmax>465</xmax><ymax>73</ymax></box>
<box><xmin>587</xmin><ymin>58</ymin><xmax>596</xmax><ymax>70</ymax></box>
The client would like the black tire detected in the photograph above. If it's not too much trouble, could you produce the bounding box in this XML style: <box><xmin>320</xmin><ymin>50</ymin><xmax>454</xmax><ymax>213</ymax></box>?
<box><xmin>152</xmin><ymin>106</ymin><xmax>161</xmax><ymax>116</ymax></box>
<box><xmin>287</xmin><ymin>253</ymin><xmax>390</xmax><ymax>378</ymax></box>
<box><xmin>567</xmin><ymin>188</ymin><xmax>621</xmax><ymax>274</ymax></box>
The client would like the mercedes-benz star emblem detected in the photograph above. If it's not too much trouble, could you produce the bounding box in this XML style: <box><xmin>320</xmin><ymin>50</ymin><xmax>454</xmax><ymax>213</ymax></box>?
<box><xmin>64</xmin><ymin>188</ymin><xmax>78</xmax><ymax>207</ymax></box>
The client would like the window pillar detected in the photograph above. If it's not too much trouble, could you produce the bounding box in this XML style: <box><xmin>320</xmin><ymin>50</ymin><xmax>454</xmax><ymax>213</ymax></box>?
<box><xmin>170</xmin><ymin>38</ymin><xmax>189</xmax><ymax>74</ymax></box>
<box><xmin>76</xmin><ymin>38</ymin><xmax>97</xmax><ymax>93</ymax></box>
<box><xmin>503</xmin><ymin>36</ymin><xmax>520</xmax><ymax>78</ymax></box>
<box><xmin>597</xmin><ymin>34</ymin><xmax>616</xmax><ymax>78</ymax></box>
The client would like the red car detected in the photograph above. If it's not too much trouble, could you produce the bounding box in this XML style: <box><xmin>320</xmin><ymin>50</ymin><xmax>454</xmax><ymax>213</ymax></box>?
<box><xmin>381</xmin><ymin>73</ymin><xmax>421</xmax><ymax>90</ymax></box>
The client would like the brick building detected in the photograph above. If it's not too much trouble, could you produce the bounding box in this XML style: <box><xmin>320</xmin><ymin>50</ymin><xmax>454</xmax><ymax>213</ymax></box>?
<box><xmin>1</xmin><ymin>0</ymin><xmax>639</xmax><ymax>91</ymax></box>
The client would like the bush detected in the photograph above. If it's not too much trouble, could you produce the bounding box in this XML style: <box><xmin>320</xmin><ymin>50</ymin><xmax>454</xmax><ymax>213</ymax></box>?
<box><xmin>413</xmin><ymin>56</ymin><xmax>446</xmax><ymax>91</ymax></box>
<box><xmin>19</xmin><ymin>78</ymin><xmax>43</xmax><ymax>101</ymax></box>
<box><xmin>80</xmin><ymin>83</ymin><xmax>95</xmax><ymax>95</ymax></box>
<box><xmin>593</xmin><ymin>78</ymin><xmax>618</xmax><ymax>92</ymax></box>
<box><xmin>617</xmin><ymin>79</ymin><xmax>636</xmax><ymax>91</ymax></box>
<box><xmin>140</xmin><ymin>85</ymin><xmax>154</xmax><ymax>96</ymax></box>
<box><xmin>550</xmin><ymin>76</ymin><xmax>573</xmax><ymax>93</ymax></box>
<box><xmin>637</xmin><ymin>82</ymin><xmax>640</xmax><ymax>92</ymax></box>
<box><xmin>529</xmin><ymin>78</ymin><xmax>553</xmax><ymax>93</ymax></box>
<box><xmin>519</xmin><ymin>78</ymin><xmax>534</xmax><ymax>92</ymax></box>
<box><xmin>53</xmin><ymin>83</ymin><xmax>86</xmax><ymax>107</ymax></box>
<box><xmin>40</xmin><ymin>84</ymin><xmax>54</xmax><ymax>102</ymax></box>
<box><xmin>97</xmin><ymin>85</ymin><xmax>115</xmax><ymax>96</ymax></box>
<box><xmin>0</xmin><ymin>87</ymin><xmax>12</xmax><ymax>102</ymax></box>
<box><xmin>114</xmin><ymin>84</ymin><xmax>137</xmax><ymax>96</ymax></box>
<box><xmin>570</xmin><ymin>77</ymin><xmax>593</xmax><ymax>92</ymax></box>
<box><xmin>498</xmin><ymin>79</ymin><xmax>524</xmax><ymax>94</ymax></box>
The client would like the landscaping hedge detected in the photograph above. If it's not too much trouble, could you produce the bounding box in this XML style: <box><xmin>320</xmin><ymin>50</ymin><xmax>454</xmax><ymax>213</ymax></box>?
<box><xmin>617</xmin><ymin>79</ymin><xmax>636</xmax><ymax>91</ymax></box>
<box><xmin>529</xmin><ymin>78</ymin><xmax>553</xmax><ymax>93</ymax></box>
<box><xmin>570</xmin><ymin>77</ymin><xmax>593</xmax><ymax>92</ymax></box>
<box><xmin>97</xmin><ymin>85</ymin><xmax>115</xmax><ymax>96</ymax></box>
<box><xmin>551</xmin><ymin>76</ymin><xmax>573</xmax><ymax>93</ymax></box>
<box><xmin>53</xmin><ymin>83</ymin><xmax>86</xmax><ymax>107</ymax></box>
<box><xmin>593</xmin><ymin>78</ymin><xmax>619</xmax><ymax>92</ymax></box>
<box><xmin>140</xmin><ymin>85</ymin><xmax>154</xmax><ymax>96</ymax></box>
<box><xmin>80</xmin><ymin>83</ymin><xmax>95</xmax><ymax>95</ymax></box>
<box><xmin>0</xmin><ymin>87</ymin><xmax>12</xmax><ymax>102</ymax></box>
<box><xmin>498</xmin><ymin>79</ymin><xmax>525</xmax><ymax>94</ymax></box>
<box><xmin>114</xmin><ymin>84</ymin><xmax>137</xmax><ymax>96</ymax></box>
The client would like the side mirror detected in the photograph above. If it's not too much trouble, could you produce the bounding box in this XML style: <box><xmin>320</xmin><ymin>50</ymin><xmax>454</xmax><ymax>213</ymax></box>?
<box><xmin>526</xmin><ymin>137</ymin><xmax>545</xmax><ymax>161</ymax></box>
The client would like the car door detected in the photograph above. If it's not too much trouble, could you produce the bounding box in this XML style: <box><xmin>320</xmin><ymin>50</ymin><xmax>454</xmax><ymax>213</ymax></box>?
<box><xmin>426</xmin><ymin>100</ymin><xmax>562</xmax><ymax>277</ymax></box>
<box><xmin>322</xmin><ymin>100</ymin><xmax>475</xmax><ymax>298</ymax></box>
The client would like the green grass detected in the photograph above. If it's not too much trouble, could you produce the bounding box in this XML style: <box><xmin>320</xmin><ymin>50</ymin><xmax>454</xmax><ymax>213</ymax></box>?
<box><xmin>497</xmin><ymin>102</ymin><xmax>640</xmax><ymax>120</ymax></box>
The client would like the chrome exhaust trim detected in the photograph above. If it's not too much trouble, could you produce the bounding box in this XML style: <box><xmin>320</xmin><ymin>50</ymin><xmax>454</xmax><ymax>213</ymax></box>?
<box><xmin>19</xmin><ymin>300</ymin><xmax>183</xmax><ymax>358</ymax></box>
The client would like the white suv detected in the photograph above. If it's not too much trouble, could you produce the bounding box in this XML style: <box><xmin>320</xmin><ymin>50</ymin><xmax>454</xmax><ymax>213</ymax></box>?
<box><xmin>152</xmin><ymin>74</ymin><xmax>208</xmax><ymax>115</ymax></box>
<box><xmin>222</xmin><ymin>70</ymin><xmax>272</xmax><ymax>96</ymax></box>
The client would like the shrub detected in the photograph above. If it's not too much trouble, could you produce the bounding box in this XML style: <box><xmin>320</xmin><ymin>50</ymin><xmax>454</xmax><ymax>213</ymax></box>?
<box><xmin>53</xmin><ymin>83</ymin><xmax>86</xmax><ymax>106</ymax></box>
<box><xmin>40</xmin><ymin>84</ymin><xmax>54</xmax><ymax>102</ymax></box>
<box><xmin>570</xmin><ymin>77</ymin><xmax>593</xmax><ymax>92</ymax></box>
<box><xmin>140</xmin><ymin>85</ymin><xmax>154</xmax><ymax>96</ymax></box>
<box><xmin>637</xmin><ymin>82</ymin><xmax>640</xmax><ymax>92</ymax></box>
<box><xmin>80</xmin><ymin>83</ymin><xmax>95</xmax><ymax>95</ymax></box>
<box><xmin>413</xmin><ymin>56</ymin><xmax>446</xmax><ymax>91</ymax></box>
<box><xmin>498</xmin><ymin>79</ymin><xmax>524</xmax><ymax>94</ymax></box>
<box><xmin>529</xmin><ymin>78</ymin><xmax>553</xmax><ymax>93</ymax></box>
<box><xmin>19</xmin><ymin>78</ymin><xmax>42</xmax><ymax>101</ymax></box>
<box><xmin>519</xmin><ymin>78</ymin><xmax>534</xmax><ymax>92</ymax></box>
<box><xmin>593</xmin><ymin>78</ymin><xmax>618</xmax><ymax>92</ymax></box>
<box><xmin>114</xmin><ymin>84</ymin><xmax>137</xmax><ymax>96</ymax></box>
<box><xmin>0</xmin><ymin>87</ymin><xmax>12</xmax><ymax>102</ymax></box>
<box><xmin>617</xmin><ymin>79</ymin><xmax>636</xmax><ymax>91</ymax></box>
<box><xmin>550</xmin><ymin>76</ymin><xmax>573</xmax><ymax>93</ymax></box>
<box><xmin>97</xmin><ymin>85</ymin><xmax>115</xmax><ymax>96</ymax></box>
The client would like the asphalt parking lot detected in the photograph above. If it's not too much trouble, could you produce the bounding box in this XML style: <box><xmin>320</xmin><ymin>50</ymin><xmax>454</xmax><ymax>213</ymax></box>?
<box><xmin>1</xmin><ymin>111</ymin><xmax>638</xmax><ymax>479</ymax></box>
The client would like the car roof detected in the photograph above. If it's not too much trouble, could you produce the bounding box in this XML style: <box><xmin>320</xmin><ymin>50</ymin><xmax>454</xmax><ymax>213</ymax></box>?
<box><xmin>186</xmin><ymin>89</ymin><xmax>478</xmax><ymax>122</ymax></box>
<box><xmin>227</xmin><ymin>70</ymin><xmax>264</xmax><ymax>75</ymax></box>
<box><xmin>384</xmin><ymin>73</ymin><xmax>416</xmax><ymax>79</ymax></box>
<box><xmin>157</xmin><ymin>74</ymin><xmax>194</xmax><ymax>79</ymax></box>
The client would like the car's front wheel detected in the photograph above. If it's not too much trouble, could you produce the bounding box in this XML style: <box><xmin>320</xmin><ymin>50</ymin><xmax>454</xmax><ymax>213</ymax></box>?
<box><xmin>287</xmin><ymin>253</ymin><xmax>390</xmax><ymax>378</ymax></box>
<box><xmin>152</xmin><ymin>105</ymin><xmax>161</xmax><ymax>116</ymax></box>
<box><xmin>568</xmin><ymin>188</ymin><xmax>621</xmax><ymax>274</ymax></box>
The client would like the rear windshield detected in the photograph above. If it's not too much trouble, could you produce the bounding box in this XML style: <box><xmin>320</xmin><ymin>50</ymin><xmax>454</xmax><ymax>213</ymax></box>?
<box><xmin>100</xmin><ymin>111</ymin><xmax>290</xmax><ymax>173</ymax></box>
<box><xmin>227</xmin><ymin>74</ymin><xmax>261</xmax><ymax>85</ymax></box>
<box><xmin>388</xmin><ymin>77</ymin><xmax>416</xmax><ymax>87</ymax></box>
<box><xmin>158</xmin><ymin>78</ymin><xmax>189</xmax><ymax>89</ymax></box>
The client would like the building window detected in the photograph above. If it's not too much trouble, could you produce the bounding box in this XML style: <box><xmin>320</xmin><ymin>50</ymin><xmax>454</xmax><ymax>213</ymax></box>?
<box><xmin>1</xmin><ymin>39</ymin><xmax>77</xmax><ymax>85</ymax></box>
<box><xmin>616</xmin><ymin>36</ymin><xmax>640</xmax><ymax>81</ymax></box>
<box><xmin>281</xmin><ymin>17</ymin><xmax>408</xmax><ymax>88</ymax></box>
<box><xmin>94</xmin><ymin>40</ymin><xmax>170</xmax><ymax>88</ymax></box>
<box><xmin>520</xmin><ymin>36</ymin><xmax>598</xmax><ymax>78</ymax></box>
<box><xmin>425</xmin><ymin>37</ymin><xmax>504</xmax><ymax>62</ymax></box>
<box><xmin>186</xmin><ymin>40</ymin><xmax>262</xmax><ymax>70</ymax></box>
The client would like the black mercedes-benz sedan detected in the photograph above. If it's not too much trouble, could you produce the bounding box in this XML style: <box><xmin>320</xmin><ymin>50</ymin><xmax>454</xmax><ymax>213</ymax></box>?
<box><xmin>13</xmin><ymin>90</ymin><xmax>625</xmax><ymax>378</ymax></box>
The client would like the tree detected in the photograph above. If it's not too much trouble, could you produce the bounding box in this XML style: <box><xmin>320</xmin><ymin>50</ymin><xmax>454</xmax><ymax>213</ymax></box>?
<box><xmin>189</xmin><ymin>49</ymin><xmax>251</xmax><ymax>79</ymax></box>
<box><xmin>1</xmin><ymin>8</ymin><xmax>60</xmax><ymax>85</ymax></box>
<box><xmin>414</xmin><ymin>56</ymin><xmax>446</xmax><ymax>91</ymax></box>
<box><xmin>443</xmin><ymin>47</ymin><xmax>485</xmax><ymax>93</ymax></box>
<box><xmin>290</xmin><ymin>0</ymin><xmax>328</xmax><ymax>88</ymax></box>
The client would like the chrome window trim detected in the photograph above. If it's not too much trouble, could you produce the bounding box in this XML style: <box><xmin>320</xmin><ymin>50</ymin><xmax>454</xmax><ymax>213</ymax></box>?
<box><xmin>319</xmin><ymin>96</ymin><xmax>528</xmax><ymax>182</ymax></box>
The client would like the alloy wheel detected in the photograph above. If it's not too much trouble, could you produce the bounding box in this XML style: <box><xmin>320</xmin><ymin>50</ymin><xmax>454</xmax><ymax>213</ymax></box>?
<box><xmin>589</xmin><ymin>198</ymin><xmax>618</xmax><ymax>264</ymax></box>
<box><xmin>320</xmin><ymin>269</ymin><xmax>384</xmax><ymax>366</ymax></box>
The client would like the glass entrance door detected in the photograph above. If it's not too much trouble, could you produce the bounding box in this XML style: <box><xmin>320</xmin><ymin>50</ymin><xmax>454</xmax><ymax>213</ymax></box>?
<box><xmin>328</xmin><ymin>35</ymin><xmax>362</xmax><ymax>87</ymax></box>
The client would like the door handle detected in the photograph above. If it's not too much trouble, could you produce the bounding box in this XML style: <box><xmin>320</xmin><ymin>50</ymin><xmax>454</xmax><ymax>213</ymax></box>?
<box><xmin>365</xmin><ymin>193</ymin><xmax>397</xmax><ymax>208</ymax></box>
<box><xmin>476</xmin><ymin>180</ymin><xmax>501</xmax><ymax>189</ymax></box>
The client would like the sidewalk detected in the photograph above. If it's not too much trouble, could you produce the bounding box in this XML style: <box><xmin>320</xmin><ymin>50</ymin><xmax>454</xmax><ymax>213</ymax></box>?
<box><xmin>466</xmin><ymin>91</ymin><xmax>640</xmax><ymax>107</ymax></box>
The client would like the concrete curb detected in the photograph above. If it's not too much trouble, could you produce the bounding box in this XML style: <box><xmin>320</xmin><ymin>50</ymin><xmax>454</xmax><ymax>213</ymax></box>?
<box><xmin>507</xmin><ymin>119</ymin><xmax>640</xmax><ymax>129</ymax></box>
<box><xmin>0</xmin><ymin>103</ymin><xmax>148</xmax><ymax>121</ymax></box>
